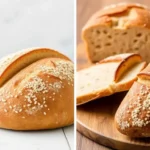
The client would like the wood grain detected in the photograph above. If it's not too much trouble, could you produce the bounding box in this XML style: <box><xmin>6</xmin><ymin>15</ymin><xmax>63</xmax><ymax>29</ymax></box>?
<box><xmin>77</xmin><ymin>132</ymin><xmax>111</xmax><ymax>150</ymax></box>
<box><xmin>77</xmin><ymin>44</ymin><xmax>150</xmax><ymax>150</ymax></box>
<box><xmin>77</xmin><ymin>43</ymin><xmax>90</xmax><ymax>70</ymax></box>
<box><xmin>77</xmin><ymin>0</ymin><xmax>150</xmax><ymax>149</ymax></box>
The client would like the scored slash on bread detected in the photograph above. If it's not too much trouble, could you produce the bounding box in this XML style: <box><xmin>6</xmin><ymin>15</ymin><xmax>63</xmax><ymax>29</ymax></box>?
<box><xmin>77</xmin><ymin>53</ymin><xmax>146</xmax><ymax>105</ymax></box>
<box><xmin>82</xmin><ymin>3</ymin><xmax>150</xmax><ymax>62</ymax></box>
<box><xmin>0</xmin><ymin>48</ymin><xmax>70</xmax><ymax>87</ymax></box>
<box><xmin>115</xmin><ymin>63</ymin><xmax>150</xmax><ymax>137</ymax></box>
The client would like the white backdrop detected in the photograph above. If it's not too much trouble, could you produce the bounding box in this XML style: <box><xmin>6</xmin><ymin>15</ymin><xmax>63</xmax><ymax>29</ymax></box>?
<box><xmin>0</xmin><ymin>0</ymin><xmax>74</xmax><ymax>60</ymax></box>
<box><xmin>0</xmin><ymin>0</ymin><xmax>74</xmax><ymax>150</ymax></box>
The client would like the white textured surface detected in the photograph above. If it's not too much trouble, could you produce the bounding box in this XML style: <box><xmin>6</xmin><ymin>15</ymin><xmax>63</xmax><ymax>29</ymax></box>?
<box><xmin>0</xmin><ymin>0</ymin><xmax>74</xmax><ymax>60</ymax></box>
<box><xmin>64</xmin><ymin>125</ymin><xmax>74</xmax><ymax>149</ymax></box>
<box><xmin>0</xmin><ymin>129</ymin><xmax>70</xmax><ymax>150</ymax></box>
<box><xmin>0</xmin><ymin>0</ymin><xmax>74</xmax><ymax>150</ymax></box>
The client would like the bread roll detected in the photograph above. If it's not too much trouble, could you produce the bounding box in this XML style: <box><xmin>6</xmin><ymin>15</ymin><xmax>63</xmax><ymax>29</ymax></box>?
<box><xmin>115</xmin><ymin>64</ymin><xmax>150</xmax><ymax>137</ymax></box>
<box><xmin>77</xmin><ymin>53</ymin><xmax>146</xmax><ymax>105</ymax></box>
<box><xmin>82</xmin><ymin>3</ymin><xmax>150</xmax><ymax>62</ymax></box>
<box><xmin>0</xmin><ymin>48</ymin><xmax>74</xmax><ymax>130</ymax></box>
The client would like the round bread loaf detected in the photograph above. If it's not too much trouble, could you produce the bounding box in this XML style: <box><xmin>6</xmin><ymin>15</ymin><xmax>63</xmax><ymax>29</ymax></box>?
<box><xmin>0</xmin><ymin>48</ymin><xmax>74</xmax><ymax>130</ymax></box>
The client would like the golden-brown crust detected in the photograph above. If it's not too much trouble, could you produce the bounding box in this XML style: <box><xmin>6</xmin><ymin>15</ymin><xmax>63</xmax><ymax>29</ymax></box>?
<box><xmin>0</xmin><ymin>50</ymin><xmax>74</xmax><ymax>130</ymax></box>
<box><xmin>82</xmin><ymin>3</ymin><xmax>150</xmax><ymax>33</ymax></box>
<box><xmin>115</xmin><ymin>63</ymin><xmax>150</xmax><ymax>137</ymax></box>
<box><xmin>115</xmin><ymin>82</ymin><xmax>150</xmax><ymax>137</ymax></box>
<box><xmin>100</xmin><ymin>53</ymin><xmax>142</xmax><ymax>82</ymax></box>
<box><xmin>113</xmin><ymin>62</ymin><xmax>147</xmax><ymax>92</ymax></box>
<box><xmin>99</xmin><ymin>53</ymin><xmax>138</xmax><ymax>64</ymax></box>
<box><xmin>114</xmin><ymin>54</ymin><xmax>142</xmax><ymax>82</ymax></box>
<box><xmin>0</xmin><ymin>48</ymin><xmax>70</xmax><ymax>87</ymax></box>
<box><xmin>95</xmin><ymin>3</ymin><xmax>148</xmax><ymax>18</ymax></box>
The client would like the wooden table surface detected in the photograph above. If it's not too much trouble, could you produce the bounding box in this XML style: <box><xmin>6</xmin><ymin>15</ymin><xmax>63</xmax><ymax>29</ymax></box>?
<box><xmin>77</xmin><ymin>0</ymin><xmax>150</xmax><ymax>149</ymax></box>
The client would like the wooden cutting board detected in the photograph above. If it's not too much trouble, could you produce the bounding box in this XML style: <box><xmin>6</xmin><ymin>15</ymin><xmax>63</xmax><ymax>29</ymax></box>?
<box><xmin>77</xmin><ymin>43</ymin><xmax>150</xmax><ymax>150</ymax></box>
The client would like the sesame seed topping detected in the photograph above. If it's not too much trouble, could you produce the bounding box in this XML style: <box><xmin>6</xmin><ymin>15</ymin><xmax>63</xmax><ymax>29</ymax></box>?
<box><xmin>4</xmin><ymin>109</ymin><xmax>7</xmax><ymax>112</ymax></box>
<box><xmin>0</xmin><ymin>59</ymin><xmax>73</xmax><ymax>117</ymax></box>
<box><xmin>2</xmin><ymin>99</ymin><xmax>6</xmax><ymax>102</ymax></box>
<box><xmin>19</xmin><ymin>109</ymin><xmax>22</xmax><ymax>112</ymax></box>
<box><xmin>32</xmin><ymin>107</ymin><xmax>36</xmax><ymax>110</ymax></box>
<box><xmin>9</xmin><ymin>106</ymin><xmax>12</xmax><ymax>109</ymax></box>
<box><xmin>40</xmin><ymin>60</ymin><xmax>74</xmax><ymax>82</ymax></box>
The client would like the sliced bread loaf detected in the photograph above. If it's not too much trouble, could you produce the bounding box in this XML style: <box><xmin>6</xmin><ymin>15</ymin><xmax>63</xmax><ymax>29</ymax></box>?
<box><xmin>82</xmin><ymin>3</ymin><xmax>150</xmax><ymax>62</ymax></box>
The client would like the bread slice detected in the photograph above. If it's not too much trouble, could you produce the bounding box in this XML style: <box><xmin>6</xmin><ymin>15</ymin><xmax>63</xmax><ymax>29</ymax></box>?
<box><xmin>77</xmin><ymin>53</ymin><xmax>146</xmax><ymax>105</ymax></box>
<box><xmin>0</xmin><ymin>48</ymin><xmax>70</xmax><ymax>87</ymax></box>
<box><xmin>82</xmin><ymin>3</ymin><xmax>150</xmax><ymax>62</ymax></box>
<box><xmin>115</xmin><ymin>63</ymin><xmax>150</xmax><ymax>137</ymax></box>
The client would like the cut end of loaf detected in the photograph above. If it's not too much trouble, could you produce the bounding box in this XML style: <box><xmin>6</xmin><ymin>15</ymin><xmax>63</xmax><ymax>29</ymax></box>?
<box><xmin>83</xmin><ymin>26</ymin><xmax>150</xmax><ymax>62</ymax></box>
<box><xmin>82</xmin><ymin>3</ymin><xmax>150</xmax><ymax>62</ymax></box>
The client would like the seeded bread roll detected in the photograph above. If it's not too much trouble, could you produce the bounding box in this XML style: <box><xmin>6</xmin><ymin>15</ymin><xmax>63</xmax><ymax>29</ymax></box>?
<box><xmin>0</xmin><ymin>48</ymin><xmax>74</xmax><ymax>130</ymax></box>
<box><xmin>82</xmin><ymin>3</ymin><xmax>150</xmax><ymax>62</ymax></box>
<box><xmin>77</xmin><ymin>53</ymin><xmax>146</xmax><ymax>105</ymax></box>
<box><xmin>115</xmin><ymin>64</ymin><xmax>150</xmax><ymax>137</ymax></box>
